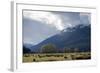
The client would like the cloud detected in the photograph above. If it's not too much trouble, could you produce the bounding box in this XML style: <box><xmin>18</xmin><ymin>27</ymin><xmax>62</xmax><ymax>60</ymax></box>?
<box><xmin>80</xmin><ymin>13</ymin><xmax>91</xmax><ymax>25</ymax></box>
<box><xmin>23</xmin><ymin>11</ymin><xmax>65</xmax><ymax>30</ymax></box>
<box><xmin>23</xmin><ymin>18</ymin><xmax>60</xmax><ymax>45</ymax></box>
<box><xmin>23</xmin><ymin>11</ymin><xmax>91</xmax><ymax>44</ymax></box>
<box><xmin>23</xmin><ymin>11</ymin><xmax>90</xmax><ymax>31</ymax></box>
<box><xmin>56</xmin><ymin>12</ymin><xmax>81</xmax><ymax>28</ymax></box>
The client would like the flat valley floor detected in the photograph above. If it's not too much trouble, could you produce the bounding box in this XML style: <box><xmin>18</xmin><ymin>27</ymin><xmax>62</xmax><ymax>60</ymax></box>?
<box><xmin>23</xmin><ymin>52</ymin><xmax>91</xmax><ymax>62</ymax></box>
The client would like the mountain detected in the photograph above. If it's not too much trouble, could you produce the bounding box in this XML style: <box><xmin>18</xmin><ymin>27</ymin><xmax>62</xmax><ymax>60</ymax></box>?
<box><xmin>23</xmin><ymin>43</ymin><xmax>33</xmax><ymax>49</ymax></box>
<box><xmin>31</xmin><ymin>24</ymin><xmax>91</xmax><ymax>53</ymax></box>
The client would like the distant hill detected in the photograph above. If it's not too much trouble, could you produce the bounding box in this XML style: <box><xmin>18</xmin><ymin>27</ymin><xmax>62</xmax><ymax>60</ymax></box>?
<box><xmin>23</xmin><ymin>43</ymin><xmax>33</xmax><ymax>49</ymax></box>
<box><xmin>30</xmin><ymin>24</ymin><xmax>91</xmax><ymax>53</ymax></box>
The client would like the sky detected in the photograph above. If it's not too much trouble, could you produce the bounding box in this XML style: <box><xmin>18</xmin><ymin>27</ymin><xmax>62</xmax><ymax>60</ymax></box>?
<box><xmin>23</xmin><ymin>10</ymin><xmax>91</xmax><ymax>45</ymax></box>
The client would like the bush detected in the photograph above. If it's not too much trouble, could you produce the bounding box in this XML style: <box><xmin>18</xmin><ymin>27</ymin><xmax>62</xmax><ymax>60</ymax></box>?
<box><xmin>41</xmin><ymin>44</ymin><xmax>57</xmax><ymax>53</ymax></box>
<box><xmin>23</xmin><ymin>46</ymin><xmax>31</xmax><ymax>54</ymax></box>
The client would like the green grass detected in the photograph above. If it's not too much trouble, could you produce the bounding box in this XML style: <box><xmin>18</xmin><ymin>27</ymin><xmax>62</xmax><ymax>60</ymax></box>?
<box><xmin>23</xmin><ymin>52</ymin><xmax>91</xmax><ymax>63</ymax></box>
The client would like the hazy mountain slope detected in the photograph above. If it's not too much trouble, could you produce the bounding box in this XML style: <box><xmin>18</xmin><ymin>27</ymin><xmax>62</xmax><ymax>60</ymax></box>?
<box><xmin>31</xmin><ymin>24</ymin><xmax>91</xmax><ymax>53</ymax></box>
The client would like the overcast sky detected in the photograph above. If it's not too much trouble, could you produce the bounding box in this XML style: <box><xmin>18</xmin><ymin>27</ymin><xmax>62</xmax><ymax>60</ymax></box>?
<box><xmin>23</xmin><ymin>10</ymin><xmax>91</xmax><ymax>45</ymax></box>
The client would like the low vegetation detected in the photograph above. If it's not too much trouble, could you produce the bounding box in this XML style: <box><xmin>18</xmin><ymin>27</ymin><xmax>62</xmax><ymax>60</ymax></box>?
<box><xmin>23</xmin><ymin>52</ymin><xmax>91</xmax><ymax>62</ymax></box>
<box><xmin>23</xmin><ymin>44</ymin><xmax>91</xmax><ymax>62</ymax></box>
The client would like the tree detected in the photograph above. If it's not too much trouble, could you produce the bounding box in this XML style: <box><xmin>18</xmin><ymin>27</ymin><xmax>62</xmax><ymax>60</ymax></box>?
<box><xmin>63</xmin><ymin>47</ymin><xmax>79</xmax><ymax>53</ymax></box>
<box><xmin>23</xmin><ymin>46</ymin><xmax>31</xmax><ymax>54</ymax></box>
<box><xmin>63</xmin><ymin>47</ymin><xmax>71</xmax><ymax>53</ymax></box>
<box><xmin>41</xmin><ymin>44</ymin><xmax>57</xmax><ymax>53</ymax></box>
<box><xmin>74</xmin><ymin>48</ymin><xmax>79</xmax><ymax>53</ymax></box>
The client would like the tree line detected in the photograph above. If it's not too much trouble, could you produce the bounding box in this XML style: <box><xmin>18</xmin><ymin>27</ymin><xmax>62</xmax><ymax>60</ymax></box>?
<box><xmin>23</xmin><ymin>44</ymin><xmax>82</xmax><ymax>54</ymax></box>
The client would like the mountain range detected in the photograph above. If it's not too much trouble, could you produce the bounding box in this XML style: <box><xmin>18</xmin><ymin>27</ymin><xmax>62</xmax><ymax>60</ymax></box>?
<box><xmin>24</xmin><ymin>24</ymin><xmax>91</xmax><ymax>53</ymax></box>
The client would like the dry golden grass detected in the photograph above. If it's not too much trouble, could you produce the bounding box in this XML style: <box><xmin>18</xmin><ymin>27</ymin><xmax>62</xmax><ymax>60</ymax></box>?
<box><xmin>23</xmin><ymin>52</ymin><xmax>91</xmax><ymax>62</ymax></box>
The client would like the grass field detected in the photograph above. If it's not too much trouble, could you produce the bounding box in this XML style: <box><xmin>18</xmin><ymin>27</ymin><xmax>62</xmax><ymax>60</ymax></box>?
<box><xmin>23</xmin><ymin>52</ymin><xmax>91</xmax><ymax>62</ymax></box>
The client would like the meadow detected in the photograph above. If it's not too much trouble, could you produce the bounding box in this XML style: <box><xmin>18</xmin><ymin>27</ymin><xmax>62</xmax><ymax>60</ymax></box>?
<box><xmin>23</xmin><ymin>52</ymin><xmax>91</xmax><ymax>62</ymax></box>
